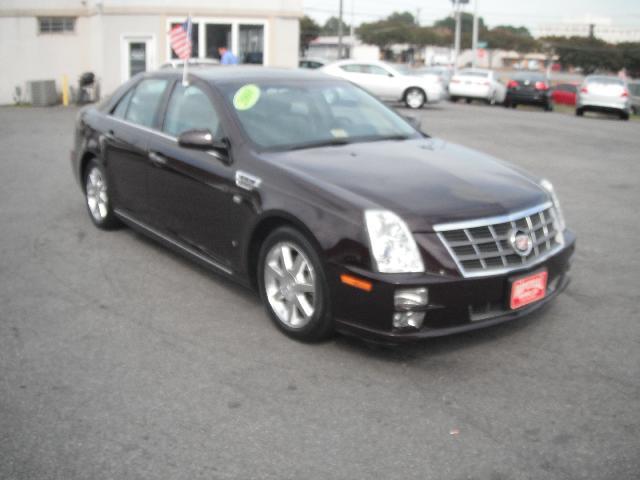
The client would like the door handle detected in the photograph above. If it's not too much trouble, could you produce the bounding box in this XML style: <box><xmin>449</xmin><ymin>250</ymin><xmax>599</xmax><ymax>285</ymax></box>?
<box><xmin>148</xmin><ymin>151</ymin><xmax>168</xmax><ymax>166</ymax></box>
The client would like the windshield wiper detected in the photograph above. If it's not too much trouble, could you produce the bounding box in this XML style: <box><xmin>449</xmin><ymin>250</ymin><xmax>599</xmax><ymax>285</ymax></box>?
<box><xmin>369</xmin><ymin>134</ymin><xmax>411</xmax><ymax>142</ymax></box>
<box><xmin>283</xmin><ymin>138</ymin><xmax>353</xmax><ymax>151</ymax></box>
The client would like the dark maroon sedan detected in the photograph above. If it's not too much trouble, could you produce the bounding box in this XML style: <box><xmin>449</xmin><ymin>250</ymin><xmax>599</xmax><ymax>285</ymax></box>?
<box><xmin>71</xmin><ymin>67</ymin><xmax>575</xmax><ymax>343</ymax></box>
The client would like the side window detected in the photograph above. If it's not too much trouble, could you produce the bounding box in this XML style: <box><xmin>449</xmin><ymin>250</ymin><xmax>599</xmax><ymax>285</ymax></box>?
<box><xmin>124</xmin><ymin>78</ymin><xmax>168</xmax><ymax>128</ymax></box>
<box><xmin>341</xmin><ymin>64</ymin><xmax>363</xmax><ymax>73</ymax></box>
<box><xmin>163</xmin><ymin>83</ymin><xmax>220</xmax><ymax>137</ymax></box>
<box><xmin>112</xmin><ymin>88</ymin><xmax>134</xmax><ymax>119</ymax></box>
<box><xmin>365</xmin><ymin>65</ymin><xmax>390</xmax><ymax>76</ymax></box>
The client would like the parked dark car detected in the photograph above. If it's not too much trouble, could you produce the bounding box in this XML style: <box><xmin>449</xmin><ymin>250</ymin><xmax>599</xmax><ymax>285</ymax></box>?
<box><xmin>505</xmin><ymin>72</ymin><xmax>553</xmax><ymax>110</ymax></box>
<box><xmin>551</xmin><ymin>83</ymin><xmax>578</xmax><ymax>106</ymax></box>
<box><xmin>629</xmin><ymin>80</ymin><xmax>640</xmax><ymax>115</ymax></box>
<box><xmin>71</xmin><ymin>68</ymin><xmax>575</xmax><ymax>343</ymax></box>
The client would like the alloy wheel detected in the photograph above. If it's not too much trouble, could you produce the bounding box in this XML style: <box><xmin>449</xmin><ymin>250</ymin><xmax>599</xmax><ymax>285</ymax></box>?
<box><xmin>86</xmin><ymin>166</ymin><xmax>109</xmax><ymax>222</ymax></box>
<box><xmin>263</xmin><ymin>241</ymin><xmax>316</xmax><ymax>329</ymax></box>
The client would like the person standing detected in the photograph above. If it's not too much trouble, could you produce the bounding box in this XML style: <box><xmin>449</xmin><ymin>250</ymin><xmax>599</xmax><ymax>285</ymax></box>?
<box><xmin>218</xmin><ymin>45</ymin><xmax>238</xmax><ymax>65</ymax></box>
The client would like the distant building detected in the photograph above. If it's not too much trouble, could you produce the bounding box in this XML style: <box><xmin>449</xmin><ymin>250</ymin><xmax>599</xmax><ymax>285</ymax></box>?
<box><xmin>307</xmin><ymin>35</ymin><xmax>380</xmax><ymax>62</ymax></box>
<box><xmin>0</xmin><ymin>0</ymin><xmax>302</xmax><ymax>105</ymax></box>
<box><xmin>535</xmin><ymin>18</ymin><xmax>640</xmax><ymax>43</ymax></box>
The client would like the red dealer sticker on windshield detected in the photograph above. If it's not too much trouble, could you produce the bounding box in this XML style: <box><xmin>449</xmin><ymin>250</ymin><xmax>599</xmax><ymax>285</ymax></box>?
<box><xmin>510</xmin><ymin>270</ymin><xmax>548</xmax><ymax>310</ymax></box>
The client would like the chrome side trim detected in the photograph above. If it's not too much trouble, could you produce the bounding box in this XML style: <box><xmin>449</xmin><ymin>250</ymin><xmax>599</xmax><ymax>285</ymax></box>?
<box><xmin>433</xmin><ymin>202</ymin><xmax>553</xmax><ymax>232</ymax></box>
<box><xmin>114</xmin><ymin>209</ymin><xmax>233</xmax><ymax>275</ymax></box>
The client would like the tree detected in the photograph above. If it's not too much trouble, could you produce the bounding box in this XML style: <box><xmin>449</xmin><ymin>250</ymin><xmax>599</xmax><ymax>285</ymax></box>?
<box><xmin>321</xmin><ymin>16</ymin><xmax>350</xmax><ymax>36</ymax></box>
<box><xmin>433</xmin><ymin>12</ymin><xmax>488</xmax><ymax>49</ymax></box>
<box><xmin>413</xmin><ymin>26</ymin><xmax>451</xmax><ymax>48</ymax></box>
<box><xmin>619</xmin><ymin>42</ymin><xmax>640</xmax><ymax>77</ymax></box>
<box><xmin>300</xmin><ymin>15</ymin><xmax>321</xmax><ymax>54</ymax></box>
<box><xmin>357</xmin><ymin>11</ymin><xmax>416</xmax><ymax>50</ymax></box>
<box><xmin>541</xmin><ymin>36</ymin><xmax>623</xmax><ymax>74</ymax></box>
<box><xmin>486</xmin><ymin>26</ymin><xmax>539</xmax><ymax>52</ymax></box>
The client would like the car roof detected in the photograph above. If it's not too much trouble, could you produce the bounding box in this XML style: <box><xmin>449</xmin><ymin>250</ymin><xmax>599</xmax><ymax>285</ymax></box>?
<box><xmin>146</xmin><ymin>66</ymin><xmax>337</xmax><ymax>84</ymax></box>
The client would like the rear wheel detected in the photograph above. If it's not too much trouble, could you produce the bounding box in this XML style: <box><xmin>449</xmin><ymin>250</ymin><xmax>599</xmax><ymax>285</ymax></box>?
<box><xmin>465</xmin><ymin>98</ymin><xmax>472</xmax><ymax>104</ymax></box>
<box><xmin>404</xmin><ymin>87</ymin><xmax>426</xmax><ymax>109</ymax></box>
<box><xmin>449</xmin><ymin>96</ymin><xmax>459</xmax><ymax>103</ymax></box>
<box><xmin>84</xmin><ymin>159</ymin><xmax>120</xmax><ymax>230</ymax></box>
<box><xmin>258</xmin><ymin>227</ymin><xmax>333</xmax><ymax>342</ymax></box>
<box><xmin>544</xmin><ymin>102</ymin><xmax>553</xmax><ymax>112</ymax></box>
<box><xmin>575</xmin><ymin>107</ymin><xmax>584</xmax><ymax>117</ymax></box>
<box><xmin>619</xmin><ymin>110</ymin><xmax>630</xmax><ymax>121</ymax></box>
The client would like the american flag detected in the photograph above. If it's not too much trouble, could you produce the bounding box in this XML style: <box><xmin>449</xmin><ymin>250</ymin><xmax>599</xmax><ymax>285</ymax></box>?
<box><xmin>169</xmin><ymin>17</ymin><xmax>192</xmax><ymax>60</ymax></box>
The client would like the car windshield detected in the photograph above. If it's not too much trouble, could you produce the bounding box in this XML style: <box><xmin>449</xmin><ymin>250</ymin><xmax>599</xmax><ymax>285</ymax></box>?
<box><xmin>219</xmin><ymin>80</ymin><xmax>419</xmax><ymax>151</ymax></box>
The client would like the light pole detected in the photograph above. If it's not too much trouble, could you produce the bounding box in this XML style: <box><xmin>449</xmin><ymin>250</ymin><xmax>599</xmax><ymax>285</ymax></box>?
<box><xmin>337</xmin><ymin>0</ymin><xmax>344</xmax><ymax>60</ymax></box>
<box><xmin>472</xmin><ymin>0</ymin><xmax>479</xmax><ymax>67</ymax></box>
<box><xmin>450</xmin><ymin>0</ymin><xmax>469</xmax><ymax>71</ymax></box>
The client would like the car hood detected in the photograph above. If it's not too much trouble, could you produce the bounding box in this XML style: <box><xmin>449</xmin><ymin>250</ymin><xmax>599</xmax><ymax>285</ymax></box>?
<box><xmin>261</xmin><ymin>138</ymin><xmax>549</xmax><ymax>232</ymax></box>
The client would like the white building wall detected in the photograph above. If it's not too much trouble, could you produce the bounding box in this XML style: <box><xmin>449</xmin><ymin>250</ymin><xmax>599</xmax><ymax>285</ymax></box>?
<box><xmin>0</xmin><ymin>16</ymin><xmax>91</xmax><ymax>104</ymax></box>
<box><xmin>0</xmin><ymin>0</ymin><xmax>302</xmax><ymax>104</ymax></box>
<box><xmin>269</xmin><ymin>16</ymin><xmax>299</xmax><ymax>68</ymax></box>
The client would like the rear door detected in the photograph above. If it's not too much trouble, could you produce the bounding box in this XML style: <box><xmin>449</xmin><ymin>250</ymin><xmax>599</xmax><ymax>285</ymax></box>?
<box><xmin>103</xmin><ymin>77</ymin><xmax>170</xmax><ymax>219</ymax></box>
<box><xmin>146</xmin><ymin>80</ymin><xmax>235</xmax><ymax>264</ymax></box>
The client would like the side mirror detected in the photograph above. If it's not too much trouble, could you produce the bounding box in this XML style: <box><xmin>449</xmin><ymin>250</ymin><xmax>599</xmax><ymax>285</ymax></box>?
<box><xmin>177</xmin><ymin>129</ymin><xmax>231</xmax><ymax>164</ymax></box>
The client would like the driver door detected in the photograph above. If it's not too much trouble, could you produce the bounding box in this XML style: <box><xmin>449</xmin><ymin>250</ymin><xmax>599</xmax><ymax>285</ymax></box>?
<box><xmin>146</xmin><ymin>80</ymin><xmax>235</xmax><ymax>265</ymax></box>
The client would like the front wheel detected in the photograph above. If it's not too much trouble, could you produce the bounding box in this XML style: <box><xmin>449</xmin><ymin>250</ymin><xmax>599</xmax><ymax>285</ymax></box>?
<box><xmin>84</xmin><ymin>159</ymin><xmax>120</xmax><ymax>229</ymax></box>
<box><xmin>575</xmin><ymin>107</ymin><xmax>584</xmax><ymax>117</ymax></box>
<box><xmin>404</xmin><ymin>88</ymin><xmax>426</xmax><ymax>109</ymax></box>
<box><xmin>544</xmin><ymin>102</ymin><xmax>554</xmax><ymax>112</ymax></box>
<box><xmin>258</xmin><ymin>227</ymin><xmax>333</xmax><ymax>342</ymax></box>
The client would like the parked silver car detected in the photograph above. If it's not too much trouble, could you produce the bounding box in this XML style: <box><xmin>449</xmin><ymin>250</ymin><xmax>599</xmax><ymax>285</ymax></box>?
<box><xmin>576</xmin><ymin>75</ymin><xmax>631</xmax><ymax>120</ymax></box>
<box><xmin>629</xmin><ymin>81</ymin><xmax>640</xmax><ymax>115</ymax></box>
<box><xmin>321</xmin><ymin>60</ymin><xmax>444</xmax><ymax>109</ymax></box>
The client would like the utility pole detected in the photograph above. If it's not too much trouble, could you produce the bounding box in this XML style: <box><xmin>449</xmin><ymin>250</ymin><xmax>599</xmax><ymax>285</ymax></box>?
<box><xmin>337</xmin><ymin>0</ymin><xmax>344</xmax><ymax>60</ymax></box>
<box><xmin>452</xmin><ymin>1</ymin><xmax>461</xmax><ymax>71</ymax></box>
<box><xmin>472</xmin><ymin>0</ymin><xmax>479</xmax><ymax>67</ymax></box>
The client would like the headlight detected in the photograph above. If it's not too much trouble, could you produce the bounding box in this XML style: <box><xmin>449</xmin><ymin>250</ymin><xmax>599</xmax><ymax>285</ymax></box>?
<box><xmin>540</xmin><ymin>179</ymin><xmax>566</xmax><ymax>240</ymax></box>
<box><xmin>364</xmin><ymin>210</ymin><xmax>424</xmax><ymax>273</ymax></box>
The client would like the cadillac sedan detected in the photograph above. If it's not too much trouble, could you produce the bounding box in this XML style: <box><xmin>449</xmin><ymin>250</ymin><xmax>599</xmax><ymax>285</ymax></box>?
<box><xmin>71</xmin><ymin>67</ymin><xmax>575</xmax><ymax>343</ymax></box>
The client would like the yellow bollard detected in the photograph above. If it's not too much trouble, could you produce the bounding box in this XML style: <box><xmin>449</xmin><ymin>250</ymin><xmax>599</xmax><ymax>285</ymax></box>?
<box><xmin>62</xmin><ymin>75</ymin><xmax>69</xmax><ymax>106</ymax></box>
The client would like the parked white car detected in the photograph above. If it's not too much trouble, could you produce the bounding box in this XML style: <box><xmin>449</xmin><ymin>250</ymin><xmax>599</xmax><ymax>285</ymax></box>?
<box><xmin>576</xmin><ymin>75</ymin><xmax>631</xmax><ymax>120</ymax></box>
<box><xmin>449</xmin><ymin>68</ymin><xmax>507</xmax><ymax>105</ymax></box>
<box><xmin>321</xmin><ymin>60</ymin><xmax>444</xmax><ymax>109</ymax></box>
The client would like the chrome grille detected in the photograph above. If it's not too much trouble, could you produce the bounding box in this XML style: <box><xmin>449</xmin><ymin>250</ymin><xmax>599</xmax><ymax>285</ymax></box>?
<box><xmin>435</xmin><ymin>203</ymin><xmax>564</xmax><ymax>278</ymax></box>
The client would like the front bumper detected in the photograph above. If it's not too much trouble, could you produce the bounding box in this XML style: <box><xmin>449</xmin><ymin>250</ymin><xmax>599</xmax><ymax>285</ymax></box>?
<box><xmin>330</xmin><ymin>230</ymin><xmax>575</xmax><ymax>343</ymax></box>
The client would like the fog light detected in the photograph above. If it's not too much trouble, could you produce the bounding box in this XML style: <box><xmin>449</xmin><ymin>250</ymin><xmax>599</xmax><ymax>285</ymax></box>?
<box><xmin>394</xmin><ymin>288</ymin><xmax>428</xmax><ymax>310</ymax></box>
<box><xmin>393</xmin><ymin>288</ymin><xmax>428</xmax><ymax>330</ymax></box>
<box><xmin>393</xmin><ymin>311</ymin><xmax>425</xmax><ymax>329</ymax></box>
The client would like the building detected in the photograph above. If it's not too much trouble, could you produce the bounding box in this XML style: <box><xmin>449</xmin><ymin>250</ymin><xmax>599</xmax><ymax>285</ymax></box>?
<box><xmin>0</xmin><ymin>0</ymin><xmax>302</xmax><ymax>105</ymax></box>
<box><xmin>534</xmin><ymin>17</ymin><xmax>640</xmax><ymax>44</ymax></box>
<box><xmin>306</xmin><ymin>35</ymin><xmax>379</xmax><ymax>62</ymax></box>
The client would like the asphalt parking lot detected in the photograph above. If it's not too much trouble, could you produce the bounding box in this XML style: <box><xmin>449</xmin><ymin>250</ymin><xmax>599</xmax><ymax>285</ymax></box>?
<box><xmin>1</xmin><ymin>101</ymin><xmax>639</xmax><ymax>480</ymax></box>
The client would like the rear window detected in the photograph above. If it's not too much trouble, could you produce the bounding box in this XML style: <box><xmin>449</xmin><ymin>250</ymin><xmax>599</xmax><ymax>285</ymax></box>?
<box><xmin>586</xmin><ymin>76</ymin><xmax>624</xmax><ymax>86</ymax></box>
<box><xmin>512</xmin><ymin>73</ymin><xmax>545</xmax><ymax>81</ymax></box>
<box><xmin>459</xmin><ymin>70</ymin><xmax>489</xmax><ymax>78</ymax></box>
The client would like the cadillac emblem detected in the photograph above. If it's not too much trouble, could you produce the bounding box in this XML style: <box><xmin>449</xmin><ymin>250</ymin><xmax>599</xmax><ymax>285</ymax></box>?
<box><xmin>509</xmin><ymin>229</ymin><xmax>533</xmax><ymax>257</ymax></box>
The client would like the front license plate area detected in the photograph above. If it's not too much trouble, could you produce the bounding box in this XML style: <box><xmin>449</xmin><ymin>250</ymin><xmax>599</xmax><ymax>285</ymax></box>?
<box><xmin>509</xmin><ymin>270</ymin><xmax>548</xmax><ymax>310</ymax></box>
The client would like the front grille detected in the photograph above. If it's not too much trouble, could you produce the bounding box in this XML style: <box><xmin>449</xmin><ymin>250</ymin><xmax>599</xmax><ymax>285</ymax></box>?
<box><xmin>435</xmin><ymin>204</ymin><xmax>563</xmax><ymax>278</ymax></box>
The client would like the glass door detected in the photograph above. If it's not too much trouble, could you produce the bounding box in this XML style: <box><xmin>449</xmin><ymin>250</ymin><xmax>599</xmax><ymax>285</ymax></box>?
<box><xmin>238</xmin><ymin>25</ymin><xmax>264</xmax><ymax>64</ymax></box>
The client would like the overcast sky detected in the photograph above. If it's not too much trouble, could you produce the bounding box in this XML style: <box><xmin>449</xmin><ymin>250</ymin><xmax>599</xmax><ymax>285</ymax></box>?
<box><xmin>302</xmin><ymin>0</ymin><xmax>640</xmax><ymax>33</ymax></box>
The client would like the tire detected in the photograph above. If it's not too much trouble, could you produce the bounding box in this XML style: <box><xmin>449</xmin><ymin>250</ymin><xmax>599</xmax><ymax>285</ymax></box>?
<box><xmin>84</xmin><ymin>158</ymin><xmax>120</xmax><ymax>230</ymax></box>
<box><xmin>465</xmin><ymin>98</ymin><xmax>472</xmax><ymax>104</ymax></box>
<box><xmin>619</xmin><ymin>111</ymin><xmax>630</xmax><ymax>121</ymax></box>
<box><xmin>404</xmin><ymin>87</ymin><xmax>426</xmax><ymax>109</ymax></box>
<box><xmin>449</xmin><ymin>96</ymin><xmax>459</xmax><ymax>103</ymax></box>
<box><xmin>575</xmin><ymin>108</ymin><xmax>584</xmax><ymax>117</ymax></box>
<box><xmin>258</xmin><ymin>226</ymin><xmax>333</xmax><ymax>342</ymax></box>
<box><xmin>544</xmin><ymin>102</ymin><xmax>553</xmax><ymax>112</ymax></box>
<box><xmin>511</xmin><ymin>103</ymin><xmax>517</xmax><ymax>109</ymax></box>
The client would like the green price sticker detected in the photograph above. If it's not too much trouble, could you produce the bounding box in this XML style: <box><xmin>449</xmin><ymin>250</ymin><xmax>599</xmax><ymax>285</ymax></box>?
<box><xmin>233</xmin><ymin>84</ymin><xmax>261</xmax><ymax>111</ymax></box>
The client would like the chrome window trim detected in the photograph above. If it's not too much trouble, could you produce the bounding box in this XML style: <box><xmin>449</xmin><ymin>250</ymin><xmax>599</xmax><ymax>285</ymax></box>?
<box><xmin>108</xmin><ymin>115</ymin><xmax>225</xmax><ymax>161</ymax></box>
<box><xmin>114</xmin><ymin>209</ymin><xmax>233</xmax><ymax>275</ymax></box>
<box><xmin>433</xmin><ymin>202</ymin><xmax>552</xmax><ymax>232</ymax></box>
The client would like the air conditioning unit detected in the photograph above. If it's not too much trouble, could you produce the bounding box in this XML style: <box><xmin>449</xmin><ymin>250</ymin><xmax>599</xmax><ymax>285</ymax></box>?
<box><xmin>27</xmin><ymin>80</ymin><xmax>58</xmax><ymax>106</ymax></box>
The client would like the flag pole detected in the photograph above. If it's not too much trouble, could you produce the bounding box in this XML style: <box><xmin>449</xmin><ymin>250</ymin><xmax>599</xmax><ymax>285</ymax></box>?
<box><xmin>182</xmin><ymin>15</ymin><xmax>192</xmax><ymax>86</ymax></box>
